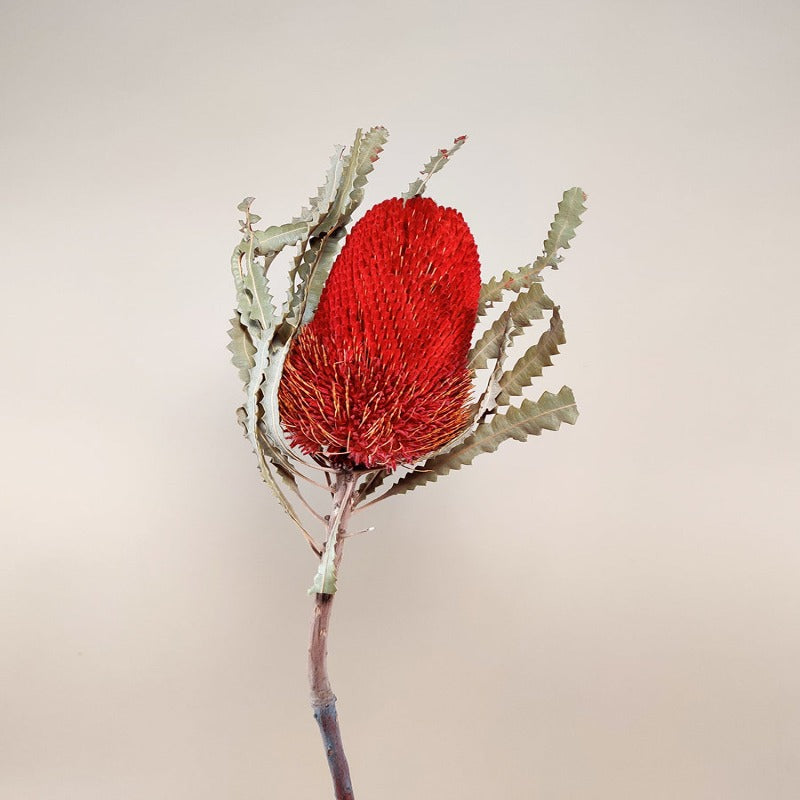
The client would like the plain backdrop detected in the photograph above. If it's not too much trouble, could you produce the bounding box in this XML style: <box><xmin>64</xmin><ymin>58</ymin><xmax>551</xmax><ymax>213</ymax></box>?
<box><xmin>1</xmin><ymin>1</ymin><xmax>798</xmax><ymax>798</ymax></box>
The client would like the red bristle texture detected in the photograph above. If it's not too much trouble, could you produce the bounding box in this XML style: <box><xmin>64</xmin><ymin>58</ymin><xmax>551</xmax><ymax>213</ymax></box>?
<box><xmin>278</xmin><ymin>196</ymin><xmax>481</xmax><ymax>470</ymax></box>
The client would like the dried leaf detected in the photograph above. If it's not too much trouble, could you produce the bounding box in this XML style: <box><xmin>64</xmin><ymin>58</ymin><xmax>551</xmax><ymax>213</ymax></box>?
<box><xmin>496</xmin><ymin>308</ymin><xmax>565</xmax><ymax>405</ymax></box>
<box><xmin>254</xmin><ymin>445</ymin><xmax>317</xmax><ymax>553</ymax></box>
<box><xmin>469</xmin><ymin>283</ymin><xmax>553</xmax><ymax>370</ymax></box>
<box><xmin>477</xmin><ymin>264</ymin><xmax>543</xmax><ymax>317</ymax></box>
<box><xmin>299</xmin><ymin>145</ymin><xmax>347</xmax><ymax>227</ymax></box>
<box><xmin>253</xmin><ymin>220</ymin><xmax>310</xmax><ymax>255</ymax></box>
<box><xmin>284</xmin><ymin>126</ymin><xmax>389</xmax><ymax>331</ymax></box>
<box><xmin>477</xmin><ymin>187</ymin><xmax>587</xmax><ymax>315</ymax></box>
<box><xmin>403</xmin><ymin>135</ymin><xmax>467</xmax><ymax>199</ymax></box>
<box><xmin>227</xmin><ymin>313</ymin><xmax>256</xmax><ymax>385</ymax></box>
<box><xmin>230</xmin><ymin>241</ymin><xmax>278</xmax><ymax>339</ymax></box>
<box><xmin>376</xmin><ymin>387</ymin><xmax>579</xmax><ymax>498</ymax></box>
<box><xmin>298</xmin><ymin>232</ymin><xmax>346</xmax><ymax>326</ymax></box>
<box><xmin>535</xmin><ymin>187</ymin><xmax>587</xmax><ymax>271</ymax></box>
<box><xmin>244</xmin><ymin>336</ymin><xmax>272</xmax><ymax>452</ymax></box>
<box><xmin>308</xmin><ymin>483</ymin><xmax>353</xmax><ymax>595</ymax></box>
<box><xmin>342</xmin><ymin>125</ymin><xmax>389</xmax><ymax>211</ymax></box>
<box><xmin>258</xmin><ymin>341</ymin><xmax>294</xmax><ymax>457</ymax></box>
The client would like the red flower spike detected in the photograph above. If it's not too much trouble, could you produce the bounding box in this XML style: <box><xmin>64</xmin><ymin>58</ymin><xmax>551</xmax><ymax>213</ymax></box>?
<box><xmin>278</xmin><ymin>196</ymin><xmax>481</xmax><ymax>471</ymax></box>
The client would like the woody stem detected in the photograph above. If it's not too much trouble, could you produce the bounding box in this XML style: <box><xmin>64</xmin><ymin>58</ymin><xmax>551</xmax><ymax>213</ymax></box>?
<box><xmin>308</xmin><ymin>471</ymin><xmax>358</xmax><ymax>800</ymax></box>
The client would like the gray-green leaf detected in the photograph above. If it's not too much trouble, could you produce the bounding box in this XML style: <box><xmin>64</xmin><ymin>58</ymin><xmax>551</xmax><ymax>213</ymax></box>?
<box><xmin>496</xmin><ymin>307</ymin><xmax>566</xmax><ymax>406</ymax></box>
<box><xmin>477</xmin><ymin>187</ymin><xmax>587</xmax><ymax>315</ymax></box>
<box><xmin>253</xmin><ymin>220</ymin><xmax>310</xmax><ymax>255</ymax></box>
<box><xmin>284</xmin><ymin>126</ymin><xmax>389</xmax><ymax>332</ymax></box>
<box><xmin>469</xmin><ymin>283</ymin><xmax>553</xmax><ymax>370</ymax></box>
<box><xmin>534</xmin><ymin>187</ymin><xmax>587</xmax><ymax>272</ymax></box>
<box><xmin>402</xmin><ymin>135</ymin><xmax>467</xmax><ymax>199</ymax></box>
<box><xmin>227</xmin><ymin>313</ymin><xmax>256</xmax><ymax>386</ymax></box>
<box><xmin>375</xmin><ymin>386</ymin><xmax>579</xmax><ymax>498</ymax></box>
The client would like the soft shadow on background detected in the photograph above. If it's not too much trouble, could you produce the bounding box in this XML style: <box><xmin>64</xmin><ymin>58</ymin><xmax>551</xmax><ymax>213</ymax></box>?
<box><xmin>1</xmin><ymin>1</ymin><xmax>798</xmax><ymax>798</ymax></box>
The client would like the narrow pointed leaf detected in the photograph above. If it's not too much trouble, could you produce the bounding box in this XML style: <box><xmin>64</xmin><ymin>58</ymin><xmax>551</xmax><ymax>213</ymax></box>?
<box><xmin>344</xmin><ymin>125</ymin><xmax>389</xmax><ymax>210</ymax></box>
<box><xmin>231</xmin><ymin>239</ymin><xmax>278</xmax><ymax>339</ymax></box>
<box><xmin>403</xmin><ymin>135</ymin><xmax>467</xmax><ymax>199</ymax></box>
<box><xmin>300</xmin><ymin>145</ymin><xmax>347</xmax><ymax>226</ymax></box>
<box><xmin>431</xmin><ymin>316</ymin><xmax>517</xmax><ymax>472</ymax></box>
<box><xmin>472</xmin><ymin>314</ymin><xmax>516</xmax><ymax>422</ymax></box>
<box><xmin>477</xmin><ymin>264</ymin><xmax>543</xmax><ymax>316</ymax></box>
<box><xmin>469</xmin><ymin>283</ymin><xmax>553</xmax><ymax>370</ymax></box>
<box><xmin>227</xmin><ymin>313</ymin><xmax>256</xmax><ymax>385</ymax></box>
<box><xmin>477</xmin><ymin>187</ymin><xmax>587</xmax><ymax>315</ymax></box>
<box><xmin>253</xmin><ymin>220</ymin><xmax>309</xmax><ymax>255</ymax></box>
<box><xmin>298</xmin><ymin>232</ymin><xmax>346</xmax><ymax>326</ymax></box>
<box><xmin>283</xmin><ymin>145</ymin><xmax>347</xmax><ymax>301</ymax></box>
<box><xmin>244</xmin><ymin>336</ymin><xmax>272</xmax><ymax>451</ymax></box>
<box><xmin>308</xmin><ymin>488</ymin><xmax>351</xmax><ymax>595</ymax></box>
<box><xmin>496</xmin><ymin>307</ymin><xmax>566</xmax><ymax>405</ymax></box>
<box><xmin>284</xmin><ymin>126</ymin><xmax>389</xmax><ymax>331</ymax></box>
<box><xmin>243</xmin><ymin>251</ymin><xmax>278</xmax><ymax>338</ymax></box>
<box><xmin>309</xmin><ymin>540</ymin><xmax>338</xmax><ymax>595</ymax></box>
<box><xmin>534</xmin><ymin>187</ymin><xmax>587</xmax><ymax>271</ymax></box>
<box><xmin>375</xmin><ymin>386</ymin><xmax>579</xmax><ymax>498</ymax></box>
<box><xmin>254</xmin><ymin>444</ymin><xmax>317</xmax><ymax>553</ymax></box>
<box><xmin>258</xmin><ymin>340</ymin><xmax>294</xmax><ymax>456</ymax></box>
<box><xmin>316</xmin><ymin>126</ymin><xmax>389</xmax><ymax>234</ymax></box>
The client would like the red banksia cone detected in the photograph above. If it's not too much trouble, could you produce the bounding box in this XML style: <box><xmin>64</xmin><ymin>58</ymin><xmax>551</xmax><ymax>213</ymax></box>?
<box><xmin>278</xmin><ymin>196</ymin><xmax>481</xmax><ymax>470</ymax></box>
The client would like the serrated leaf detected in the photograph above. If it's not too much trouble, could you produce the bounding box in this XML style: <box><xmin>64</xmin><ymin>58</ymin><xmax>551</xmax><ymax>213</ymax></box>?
<box><xmin>496</xmin><ymin>307</ymin><xmax>566</xmax><ymax>405</ymax></box>
<box><xmin>534</xmin><ymin>187</ymin><xmax>587</xmax><ymax>271</ymax></box>
<box><xmin>316</xmin><ymin>126</ymin><xmax>388</xmax><ymax>235</ymax></box>
<box><xmin>244</xmin><ymin>336</ymin><xmax>272</xmax><ymax>452</ymax></box>
<box><xmin>283</xmin><ymin>126</ymin><xmax>389</xmax><ymax>332</ymax></box>
<box><xmin>244</xmin><ymin>251</ymin><xmax>278</xmax><ymax>337</ymax></box>
<box><xmin>402</xmin><ymin>135</ymin><xmax>467</xmax><ymax>199</ymax></box>
<box><xmin>282</xmin><ymin>145</ymin><xmax>348</xmax><ymax>321</ymax></box>
<box><xmin>227</xmin><ymin>313</ymin><xmax>256</xmax><ymax>385</ymax></box>
<box><xmin>477</xmin><ymin>187</ymin><xmax>587</xmax><ymax>316</ymax></box>
<box><xmin>344</xmin><ymin>125</ymin><xmax>389</xmax><ymax>210</ymax></box>
<box><xmin>288</xmin><ymin>144</ymin><xmax>347</xmax><ymax>246</ymax></box>
<box><xmin>472</xmin><ymin>314</ymin><xmax>516</xmax><ymax>420</ymax></box>
<box><xmin>477</xmin><ymin>264</ymin><xmax>544</xmax><ymax>316</ymax></box>
<box><xmin>237</xmin><ymin>341</ymin><xmax>320</xmax><ymax>553</ymax></box>
<box><xmin>298</xmin><ymin>234</ymin><xmax>345</xmax><ymax>326</ymax></box>
<box><xmin>231</xmin><ymin>238</ymin><xmax>279</xmax><ymax>340</ymax></box>
<box><xmin>436</xmin><ymin>316</ymin><xmax>516</xmax><ymax>464</ymax></box>
<box><xmin>230</xmin><ymin>244</ymin><xmax>251</xmax><ymax>328</ymax></box>
<box><xmin>469</xmin><ymin>283</ymin><xmax>553</xmax><ymax>370</ymax></box>
<box><xmin>253</xmin><ymin>220</ymin><xmax>309</xmax><ymax>255</ymax></box>
<box><xmin>377</xmin><ymin>387</ymin><xmax>578</xmax><ymax>498</ymax></box>
<box><xmin>237</xmin><ymin>197</ymin><xmax>255</xmax><ymax>213</ymax></box>
<box><xmin>258</xmin><ymin>340</ymin><xmax>292</xmax><ymax>454</ymax></box>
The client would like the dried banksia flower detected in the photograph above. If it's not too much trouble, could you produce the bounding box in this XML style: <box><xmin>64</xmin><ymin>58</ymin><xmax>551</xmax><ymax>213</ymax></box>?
<box><xmin>227</xmin><ymin>126</ymin><xmax>587</xmax><ymax>800</ymax></box>
<box><xmin>278</xmin><ymin>196</ymin><xmax>481</xmax><ymax>470</ymax></box>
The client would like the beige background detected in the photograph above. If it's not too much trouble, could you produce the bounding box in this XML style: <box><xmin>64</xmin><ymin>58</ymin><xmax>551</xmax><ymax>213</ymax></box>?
<box><xmin>2</xmin><ymin>0</ymin><xmax>798</xmax><ymax>797</ymax></box>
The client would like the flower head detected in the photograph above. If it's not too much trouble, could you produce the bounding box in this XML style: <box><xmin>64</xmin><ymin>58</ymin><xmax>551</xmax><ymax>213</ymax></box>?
<box><xmin>278</xmin><ymin>196</ymin><xmax>481</xmax><ymax>470</ymax></box>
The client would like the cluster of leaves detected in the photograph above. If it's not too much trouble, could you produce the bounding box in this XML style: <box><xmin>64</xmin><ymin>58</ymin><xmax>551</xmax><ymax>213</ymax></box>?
<box><xmin>229</xmin><ymin>127</ymin><xmax>586</xmax><ymax>593</ymax></box>
<box><xmin>228</xmin><ymin>126</ymin><xmax>390</xmax><ymax>567</ymax></box>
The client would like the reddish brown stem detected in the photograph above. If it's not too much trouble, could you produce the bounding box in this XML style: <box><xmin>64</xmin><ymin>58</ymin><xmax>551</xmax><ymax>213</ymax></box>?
<box><xmin>308</xmin><ymin>472</ymin><xmax>358</xmax><ymax>799</ymax></box>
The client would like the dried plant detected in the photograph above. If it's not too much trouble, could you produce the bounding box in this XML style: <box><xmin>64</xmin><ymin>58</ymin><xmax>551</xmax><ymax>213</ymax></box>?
<box><xmin>228</xmin><ymin>126</ymin><xmax>587</xmax><ymax>798</ymax></box>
